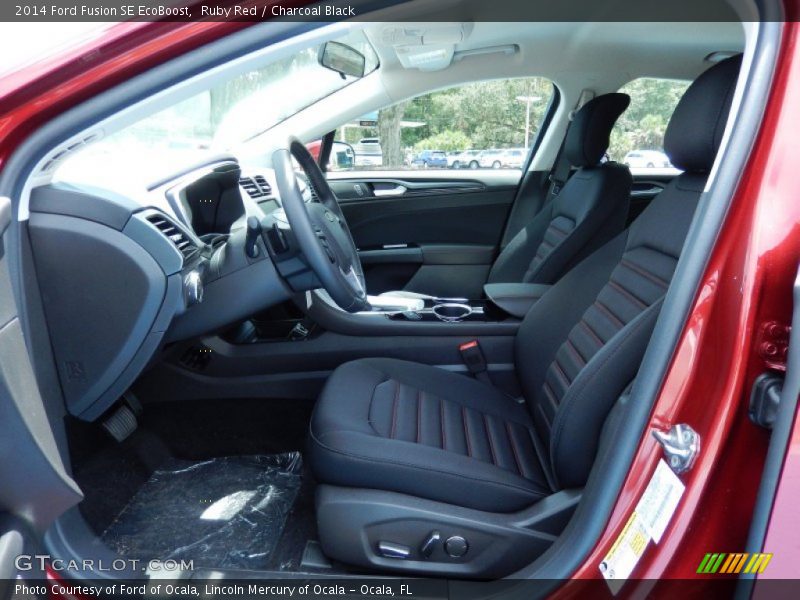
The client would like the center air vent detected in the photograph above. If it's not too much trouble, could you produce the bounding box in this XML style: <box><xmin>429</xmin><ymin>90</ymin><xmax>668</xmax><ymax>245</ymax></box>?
<box><xmin>145</xmin><ymin>214</ymin><xmax>198</xmax><ymax>260</ymax></box>
<box><xmin>239</xmin><ymin>176</ymin><xmax>272</xmax><ymax>199</ymax></box>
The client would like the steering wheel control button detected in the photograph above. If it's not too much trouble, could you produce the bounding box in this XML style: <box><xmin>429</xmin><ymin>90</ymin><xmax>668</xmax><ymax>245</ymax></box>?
<box><xmin>444</xmin><ymin>535</ymin><xmax>469</xmax><ymax>558</ymax></box>
<box><xmin>377</xmin><ymin>541</ymin><xmax>411</xmax><ymax>560</ymax></box>
<box><xmin>419</xmin><ymin>530</ymin><xmax>441</xmax><ymax>559</ymax></box>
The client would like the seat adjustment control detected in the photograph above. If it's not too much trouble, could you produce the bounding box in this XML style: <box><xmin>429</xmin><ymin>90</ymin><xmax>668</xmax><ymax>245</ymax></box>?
<box><xmin>444</xmin><ymin>535</ymin><xmax>469</xmax><ymax>558</ymax></box>
<box><xmin>377</xmin><ymin>541</ymin><xmax>411</xmax><ymax>560</ymax></box>
<box><xmin>419</xmin><ymin>530</ymin><xmax>441</xmax><ymax>558</ymax></box>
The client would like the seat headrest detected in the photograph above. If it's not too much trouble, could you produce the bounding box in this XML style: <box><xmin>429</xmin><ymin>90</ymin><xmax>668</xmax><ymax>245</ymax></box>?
<box><xmin>563</xmin><ymin>93</ymin><xmax>630</xmax><ymax>167</ymax></box>
<box><xmin>664</xmin><ymin>54</ymin><xmax>742</xmax><ymax>173</ymax></box>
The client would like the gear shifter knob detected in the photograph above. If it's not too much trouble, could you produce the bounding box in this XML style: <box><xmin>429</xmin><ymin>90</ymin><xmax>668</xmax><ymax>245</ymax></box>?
<box><xmin>245</xmin><ymin>216</ymin><xmax>262</xmax><ymax>258</ymax></box>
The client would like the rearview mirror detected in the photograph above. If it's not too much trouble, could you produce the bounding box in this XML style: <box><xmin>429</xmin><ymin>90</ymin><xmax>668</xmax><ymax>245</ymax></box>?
<box><xmin>318</xmin><ymin>41</ymin><xmax>366</xmax><ymax>79</ymax></box>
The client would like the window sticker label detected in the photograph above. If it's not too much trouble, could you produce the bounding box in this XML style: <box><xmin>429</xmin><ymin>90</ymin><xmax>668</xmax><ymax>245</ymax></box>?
<box><xmin>600</xmin><ymin>458</ymin><xmax>686</xmax><ymax>594</ymax></box>
<box><xmin>636</xmin><ymin>458</ymin><xmax>685</xmax><ymax>543</ymax></box>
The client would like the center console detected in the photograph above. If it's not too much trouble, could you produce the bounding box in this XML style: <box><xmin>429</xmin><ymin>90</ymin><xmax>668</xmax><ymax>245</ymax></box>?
<box><xmin>375</xmin><ymin>296</ymin><xmax>498</xmax><ymax>323</ymax></box>
<box><xmin>294</xmin><ymin>289</ymin><xmax>519</xmax><ymax>338</ymax></box>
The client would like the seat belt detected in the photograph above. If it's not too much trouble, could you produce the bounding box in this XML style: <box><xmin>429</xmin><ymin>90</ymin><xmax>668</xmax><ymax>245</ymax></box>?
<box><xmin>547</xmin><ymin>89</ymin><xmax>595</xmax><ymax>200</ymax></box>
<box><xmin>547</xmin><ymin>141</ymin><xmax>572</xmax><ymax>199</ymax></box>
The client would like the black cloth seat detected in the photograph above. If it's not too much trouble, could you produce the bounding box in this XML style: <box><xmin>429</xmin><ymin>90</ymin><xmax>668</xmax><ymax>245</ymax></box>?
<box><xmin>310</xmin><ymin>55</ymin><xmax>742</xmax><ymax>514</ymax></box>
<box><xmin>486</xmin><ymin>93</ymin><xmax>632</xmax><ymax>286</ymax></box>
<box><xmin>385</xmin><ymin>93</ymin><xmax>632</xmax><ymax>299</ymax></box>
<box><xmin>310</xmin><ymin>358</ymin><xmax>552</xmax><ymax>512</ymax></box>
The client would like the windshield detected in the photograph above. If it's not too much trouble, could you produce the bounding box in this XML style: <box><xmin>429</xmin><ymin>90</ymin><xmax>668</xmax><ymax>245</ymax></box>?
<box><xmin>55</xmin><ymin>30</ymin><xmax>378</xmax><ymax>187</ymax></box>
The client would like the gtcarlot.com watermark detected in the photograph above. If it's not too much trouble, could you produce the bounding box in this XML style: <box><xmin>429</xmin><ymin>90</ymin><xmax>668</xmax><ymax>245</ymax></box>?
<box><xmin>15</xmin><ymin>553</ymin><xmax>194</xmax><ymax>573</ymax></box>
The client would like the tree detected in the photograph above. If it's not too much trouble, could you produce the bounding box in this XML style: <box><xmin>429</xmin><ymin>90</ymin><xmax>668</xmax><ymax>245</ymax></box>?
<box><xmin>606</xmin><ymin>78</ymin><xmax>689</xmax><ymax>161</ymax></box>
<box><xmin>377</xmin><ymin>102</ymin><xmax>408</xmax><ymax>168</ymax></box>
<box><xmin>413</xmin><ymin>130</ymin><xmax>471</xmax><ymax>152</ymax></box>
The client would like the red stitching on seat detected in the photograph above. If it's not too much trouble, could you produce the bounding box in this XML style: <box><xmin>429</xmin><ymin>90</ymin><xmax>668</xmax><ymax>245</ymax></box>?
<box><xmin>462</xmin><ymin>406</ymin><xmax>472</xmax><ymax>457</ymax></box>
<box><xmin>505</xmin><ymin>421</ymin><xmax>524</xmax><ymax>476</ymax></box>
<box><xmin>552</xmin><ymin>357</ymin><xmax>571</xmax><ymax>388</ymax></box>
<box><xmin>542</xmin><ymin>382</ymin><xmax>560</xmax><ymax>409</ymax></box>
<box><xmin>390</xmin><ymin>381</ymin><xmax>399</xmax><ymax>439</ymax></box>
<box><xmin>609</xmin><ymin>280</ymin><xmax>648</xmax><ymax>310</ymax></box>
<box><xmin>594</xmin><ymin>300</ymin><xmax>625</xmax><ymax>328</ymax></box>
<box><xmin>620</xmin><ymin>258</ymin><xmax>669</xmax><ymax>288</ymax></box>
<box><xmin>484</xmin><ymin>413</ymin><xmax>498</xmax><ymax>466</ymax></box>
<box><xmin>565</xmin><ymin>338</ymin><xmax>586</xmax><ymax>366</ymax></box>
<box><xmin>416</xmin><ymin>389</ymin><xmax>422</xmax><ymax>444</ymax></box>
<box><xmin>440</xmin><ymin>399</ymin><xmax>447</xmax><ymax>451</ymax></box>
<box><xmin>579</xmin><ymin>319</ymin><xmax>604</xmax><ymax>347</ymax></box>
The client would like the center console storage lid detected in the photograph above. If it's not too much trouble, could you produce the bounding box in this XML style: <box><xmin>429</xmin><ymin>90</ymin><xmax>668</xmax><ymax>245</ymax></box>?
<box><xmin>484</xmin><ymin>283</ymin><xmax>552</xmax><ymax>318</ymax></box>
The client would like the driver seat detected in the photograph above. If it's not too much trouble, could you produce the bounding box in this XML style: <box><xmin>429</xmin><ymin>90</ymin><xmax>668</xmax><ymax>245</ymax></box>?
<box><xmin>308</xmin><ymin>55</ymin><xmax>741</xmax><ymax>575</ymax></box>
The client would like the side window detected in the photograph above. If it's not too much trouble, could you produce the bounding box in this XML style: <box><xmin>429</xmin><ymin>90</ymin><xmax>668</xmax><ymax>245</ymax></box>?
<box><xmin>608</xmin><ymin>78</ymin><xmax>690</xmax><ymax>171</ymax></box>
<box><xmin>328</xmin><ymin>77</ymin><xmax>553</xmax><ymax>172</ymax></box>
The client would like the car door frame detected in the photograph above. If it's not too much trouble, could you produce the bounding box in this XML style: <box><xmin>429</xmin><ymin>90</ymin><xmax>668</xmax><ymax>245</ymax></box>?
<box><xmin>0</xmin><ymin>195</ymin><xmax>84</xmax><ymax>596</ymax></box>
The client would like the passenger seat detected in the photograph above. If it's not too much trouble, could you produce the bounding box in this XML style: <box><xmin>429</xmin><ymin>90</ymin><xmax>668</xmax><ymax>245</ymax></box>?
<box><xmin>386</xmin><ymin>93</ymin><xmax>632</xmax><ymax>315</ymax></box>
<box><xmin>482</xmin><ymin>93</ymin><xmax>632</xmax><ymax>315</ymax></box>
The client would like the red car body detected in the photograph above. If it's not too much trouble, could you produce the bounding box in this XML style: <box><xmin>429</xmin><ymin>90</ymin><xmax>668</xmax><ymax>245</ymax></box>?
<box><xmin>1</xmin><ymin>9</ymin><xmax>798</xmax><ymax>595</ymax></box>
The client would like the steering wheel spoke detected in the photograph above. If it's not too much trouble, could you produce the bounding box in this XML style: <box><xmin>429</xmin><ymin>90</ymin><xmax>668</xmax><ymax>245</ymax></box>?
<box><xmin>272</xmin><ymin>137</ymin><xmax>368</xmax><ymax>312</ymax></box>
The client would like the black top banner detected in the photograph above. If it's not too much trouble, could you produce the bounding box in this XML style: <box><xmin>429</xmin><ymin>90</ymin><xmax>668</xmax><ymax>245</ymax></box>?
<box><xmin>0</xmin><ymin>0</ymin><xmax>788</xmax><ymax>23</ymax></box>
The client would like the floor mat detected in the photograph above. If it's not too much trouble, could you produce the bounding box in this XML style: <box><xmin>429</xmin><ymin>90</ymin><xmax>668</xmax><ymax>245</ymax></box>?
<box><xmin>102</xmin><ymin>453</ymin><xmax>303</xmax><ymax>571</ymax></box>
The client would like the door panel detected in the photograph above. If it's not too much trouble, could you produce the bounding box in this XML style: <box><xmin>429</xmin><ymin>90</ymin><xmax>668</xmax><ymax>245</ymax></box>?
<box><xmin>328</xmin><ymin>171</ymin><xmax>519</xmax><ymax>295</ymax></box>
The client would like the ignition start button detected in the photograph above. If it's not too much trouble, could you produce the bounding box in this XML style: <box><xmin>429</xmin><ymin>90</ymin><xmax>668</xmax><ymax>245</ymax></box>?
<box><xmin>444</xmin><ymin>535</ymin><xmax>468</xmax><ymax>558</ymax></box>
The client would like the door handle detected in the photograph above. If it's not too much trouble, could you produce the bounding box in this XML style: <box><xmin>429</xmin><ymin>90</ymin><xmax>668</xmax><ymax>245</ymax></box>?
<box><xmin>373</xmin><ymin>185</ymin><xmax>407</xmax><ymax>197</ymax></box>
<box><xmin>631</xmin><ymin>187</ymin><xmax>664</xmax><ymax>198</ymax></box>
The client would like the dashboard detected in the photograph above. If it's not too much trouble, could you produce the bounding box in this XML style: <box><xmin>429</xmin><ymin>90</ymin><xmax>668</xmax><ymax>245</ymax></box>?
<box><xmin>28</xmin><ymin>158</ymin><xmax>292</xmax><ymax>421</ymax></box>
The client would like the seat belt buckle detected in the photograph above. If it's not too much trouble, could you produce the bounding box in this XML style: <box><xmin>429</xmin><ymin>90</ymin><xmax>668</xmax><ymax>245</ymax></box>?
<box><xmin>548</xmin><ymin>175</ymin><xmax>563</xmax><ymax>196</ymax></box>
<box><xmin>459</xmin><ymin>340</ymin><xmax>490</xmax><ymax>383</ymax></box>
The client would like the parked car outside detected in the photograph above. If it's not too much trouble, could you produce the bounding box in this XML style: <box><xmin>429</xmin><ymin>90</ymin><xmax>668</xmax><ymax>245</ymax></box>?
<box><xmin>449</xmin><ymin>149</ymin><xmax>482</xmax><ymax>169</ymax></box>
<box><xmin>354</xmin><ymin>137</ymin><xmax>383</xmax><ymax>167</ymax></box>
<box><xmin>478</xmin><ymin>148</ymin><xmax>506</xmax><ymax>169</ymax></box>
<box><xmin>623</xmin><ymin>149</ymin><xmax>672</xmax><ymax>168</ymax></box>
<box><xmin>501</xmin><ymin>148</ymin><xmax>527</xmax><ymax>169</ymax></box>
<box><xmin>411</xmin><ymin>149</ymin><xmax>448</xmax><ymax>168</ymax></box>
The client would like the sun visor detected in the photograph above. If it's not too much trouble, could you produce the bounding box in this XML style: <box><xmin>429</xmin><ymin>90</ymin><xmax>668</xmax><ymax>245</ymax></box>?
<box><xmin>382</xmin><ymin>23</ymin><xmax>472</xmax><ymax>71</ymax></box>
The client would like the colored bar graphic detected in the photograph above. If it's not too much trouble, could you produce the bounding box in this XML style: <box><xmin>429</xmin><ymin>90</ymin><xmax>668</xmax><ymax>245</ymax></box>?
<box><xmin>698</xmin><ymin>552</ymin><xmax>773</xmax><ymax>574</ymax></box>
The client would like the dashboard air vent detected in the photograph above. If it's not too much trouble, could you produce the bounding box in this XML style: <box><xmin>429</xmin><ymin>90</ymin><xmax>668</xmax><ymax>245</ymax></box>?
<box><xmin>239</xmin><ymin>176</ymin><xmax>272</xmax><ymax>199</ymax></box>
<box><xmin>145</xmin><ymin>214</ymin><xmax>198</xmax><ymax>260</ymax></box>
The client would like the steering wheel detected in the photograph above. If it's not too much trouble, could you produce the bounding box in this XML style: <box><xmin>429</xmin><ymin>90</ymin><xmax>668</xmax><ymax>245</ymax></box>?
<box><xmin>272</xmin><ymin>137</ymin><xmax>369</xmax><ymax>313</ymax></box>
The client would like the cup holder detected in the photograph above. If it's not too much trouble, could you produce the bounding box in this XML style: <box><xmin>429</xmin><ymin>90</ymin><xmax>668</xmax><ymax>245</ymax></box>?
<box><xmin>432</xmin><ymin>303</ymin><xmax>472</xmax><ymax>322</ymax></box>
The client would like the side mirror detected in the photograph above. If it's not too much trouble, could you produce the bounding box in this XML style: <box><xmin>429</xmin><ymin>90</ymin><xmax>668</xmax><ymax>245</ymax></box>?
<box><xmin>329</xmin><ymin>141</ymin><xmax>355</xmax><ymax>170</ymax></box>
<box><xmin>318</xmin><ymin>41</ymin><xmax>366</xmax><ymax>79</ymax></box>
